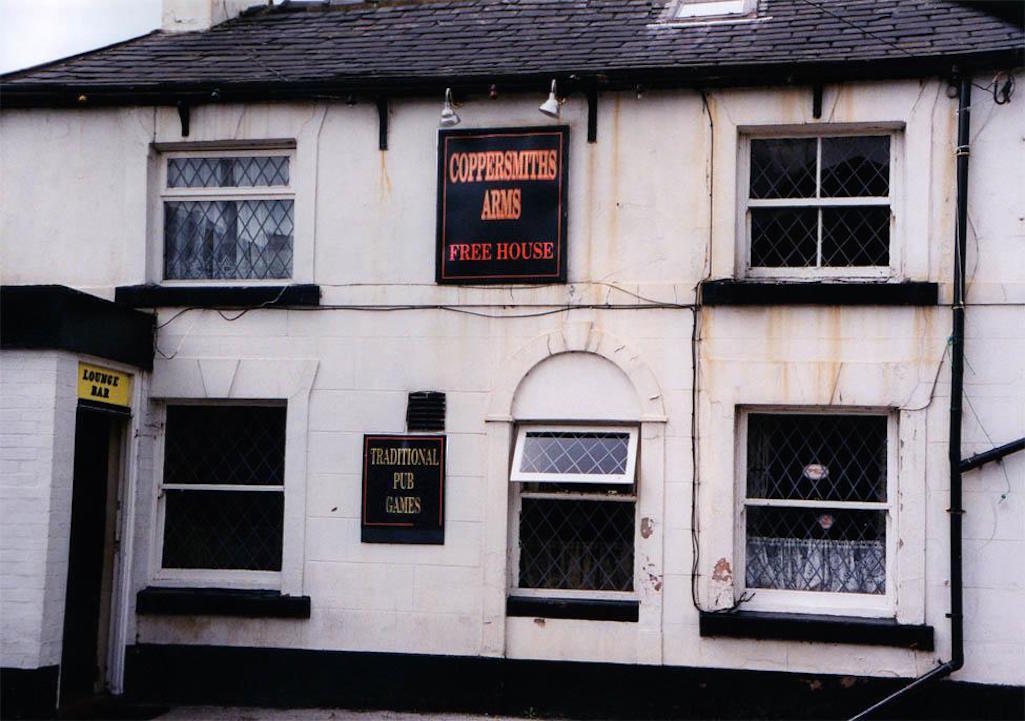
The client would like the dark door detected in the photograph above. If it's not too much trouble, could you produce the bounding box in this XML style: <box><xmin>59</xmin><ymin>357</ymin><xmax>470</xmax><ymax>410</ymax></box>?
<box><xmin>59</xmin><ymin>406</ymin><xmax>121</xmax><ymax>706</ymax></box>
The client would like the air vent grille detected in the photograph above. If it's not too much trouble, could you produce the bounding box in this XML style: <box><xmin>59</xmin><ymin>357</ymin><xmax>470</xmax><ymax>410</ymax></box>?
<box><xmin>407</xmin><ymin>391</ymin><xmax>446</xmax><ymax>432</ymax></box>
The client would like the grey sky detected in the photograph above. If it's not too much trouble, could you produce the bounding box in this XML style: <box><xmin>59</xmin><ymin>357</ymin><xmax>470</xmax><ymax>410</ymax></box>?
<box><xmin>0</xmin><ymin>0</ymin><xmax>161</xmax><ymax>75</ymax></box>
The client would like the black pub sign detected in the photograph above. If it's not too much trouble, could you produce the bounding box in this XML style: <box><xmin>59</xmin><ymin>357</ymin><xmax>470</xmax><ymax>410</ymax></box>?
<box><xmin>437</xmin><ymin>126</ymin><xmax>569</xmax><ymax>284</ymax></box>
<box><xmin>361</xmin><ymin>434</ymin><xmax>446</xmax><ymax>544</ymax></box>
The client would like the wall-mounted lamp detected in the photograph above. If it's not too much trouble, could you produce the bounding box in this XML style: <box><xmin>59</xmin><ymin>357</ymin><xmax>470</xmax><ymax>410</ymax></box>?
<box><xmin>440</xmin><ymin>88</ymin><xmax>460</xmax><ymax>127</ymax></box>
<box><xmin>539</xmin><ymin>79</ymin><xmax>560</xmax><ymax>118</ymax></box>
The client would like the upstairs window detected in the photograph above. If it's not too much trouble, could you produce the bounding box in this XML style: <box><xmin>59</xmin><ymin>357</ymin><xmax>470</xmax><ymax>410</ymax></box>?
<box><xmin>743</xmin><ymin>135</ymin><xmax>893</xmax><ymax>276</ymax></box>
<box><xmin>161</xmin><ymin>152</ymin><xmax>294</xmax><ymax>280</ymax></box>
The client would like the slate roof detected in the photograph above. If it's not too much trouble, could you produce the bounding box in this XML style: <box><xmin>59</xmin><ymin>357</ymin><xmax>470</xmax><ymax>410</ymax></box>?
<box><xmin>2</xmin><ymin>0</ymin><xmax>1021</xmax><ymax>106</ymax></box>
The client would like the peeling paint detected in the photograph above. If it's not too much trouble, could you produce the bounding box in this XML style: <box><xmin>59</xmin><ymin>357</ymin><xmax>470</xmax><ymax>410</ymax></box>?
<box><xmin>640</xmin><ymin>517</ymin><xmax>655</xmax><ymax>539</ymax></box>
<box><xmin>711</xmin><ymin>557</ymin><xmax>733</xmax><ymax>584</ymax></box>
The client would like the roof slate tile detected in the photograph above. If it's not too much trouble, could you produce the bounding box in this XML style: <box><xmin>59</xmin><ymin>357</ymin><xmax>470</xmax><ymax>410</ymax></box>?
<box><xmin>1</xmin><ymin>0</ymin><xmax>1020</xmax><ymax>102</ymax></box>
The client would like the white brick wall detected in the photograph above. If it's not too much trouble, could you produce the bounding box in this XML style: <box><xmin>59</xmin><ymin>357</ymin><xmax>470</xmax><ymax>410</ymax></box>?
<box><xmin>0</xmin><ymin>352</ymin><xmax>60</xmax><ymax>669</ymax></box>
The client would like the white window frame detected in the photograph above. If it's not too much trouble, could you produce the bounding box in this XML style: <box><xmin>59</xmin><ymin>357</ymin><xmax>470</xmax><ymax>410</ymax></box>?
<box><xmin>157</xmin><ymin>147</ymin><xmax>297</xmax><ymax>285</ymax></box>
<box><xmin>674</xmin><ymin>0</ymin><xmax>756</xmax><ymax>19</ymax></box>
<box><xmin>508</xmin><ymin>424</ymin><xmax>639</xmax><ymax>600</ymax></box>
<box><xmin>510</xmin><ymin>425</ymin><xmax>639</xmax><ymax>484</ymax></box>
<box><xmin>734</xmin><ymin>408</ymin><xmax>898</xmax><ymax>617</ymax></box>
<box><xmin>152</xmin><ymin>399</ymin><xmax>287</xmax><ymax>589</ymax></box>
<box><xmin>737</xmin><ymin>129</ymin><xmax>903</xmax><ymax>281</ymax></box>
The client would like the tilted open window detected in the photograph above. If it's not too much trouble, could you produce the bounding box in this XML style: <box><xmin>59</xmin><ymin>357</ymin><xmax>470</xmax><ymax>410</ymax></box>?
<box><xmin>511</xmin><ymin>427</ymin><xmax>638</xmax><ymax>485</ymax></box>
<box><xmin>510</xmin><ymin>426</ymin><xmax>638</xmax><ymax>594</ymax></box>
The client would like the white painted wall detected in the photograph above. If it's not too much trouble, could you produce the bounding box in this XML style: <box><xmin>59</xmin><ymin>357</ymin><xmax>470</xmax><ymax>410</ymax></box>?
<box><xmin>1</xmin><ymin>74</ymin><xmax>1022</xmax><ymax>686</ymax></box>
<box><xmin>0</xmin><ymin>351</ymin><xmax>79</xmax><ymax>670</ymax></box>
<box><xmin>161</xmin><ymin>0</ymin><xmax>255</xmax><ymax>33</ymax></box>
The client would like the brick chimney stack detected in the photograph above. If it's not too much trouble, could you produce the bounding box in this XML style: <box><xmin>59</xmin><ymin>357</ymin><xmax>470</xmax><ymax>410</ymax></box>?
<box><xmin>161</xmin><ymin>0</ymin><xmax>266</xmax><ymax>33</ymax></box>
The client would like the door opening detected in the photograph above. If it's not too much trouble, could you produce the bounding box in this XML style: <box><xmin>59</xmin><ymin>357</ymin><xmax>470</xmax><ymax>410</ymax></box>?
<box><xmin>59</xmin><ymin>404</ymin><xmax>125</xmax><ymax>708</ymax></box>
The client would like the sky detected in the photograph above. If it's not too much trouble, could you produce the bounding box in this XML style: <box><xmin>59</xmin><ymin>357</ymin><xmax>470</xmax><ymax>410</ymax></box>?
<box><xmin>0</xmin><ymin>0</ymin><xmax>162</xmax><ymax>75</ymax></box>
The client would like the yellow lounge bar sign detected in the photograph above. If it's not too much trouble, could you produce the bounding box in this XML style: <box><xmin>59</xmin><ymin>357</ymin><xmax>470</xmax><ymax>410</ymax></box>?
<box><xmin>77</xmin><ymin>363</ymin><xmax>132</xmax><ymax>408</ymax></box>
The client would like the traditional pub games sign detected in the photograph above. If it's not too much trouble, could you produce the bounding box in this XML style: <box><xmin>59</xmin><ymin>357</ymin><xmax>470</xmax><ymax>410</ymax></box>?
<box><xmin>437</xmin><ymin>126</ymin><xmax>569</xmax><ymax>284</ymax></box>
<box><xmin>361</xmin><ymin>434</ymin><xmax>446</xmax><ymax>544</ymax></box>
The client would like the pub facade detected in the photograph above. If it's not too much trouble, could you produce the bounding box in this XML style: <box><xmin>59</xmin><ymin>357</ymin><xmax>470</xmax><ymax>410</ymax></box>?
<box><xmin>1</xmin><ymin>0</ymin><xmax>1023</xmax><ymax>717</ymax></box>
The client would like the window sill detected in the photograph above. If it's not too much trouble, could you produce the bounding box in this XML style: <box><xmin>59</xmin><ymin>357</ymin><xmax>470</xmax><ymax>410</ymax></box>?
<box><xmin>136</xmin><ymin>587</ymin><xmax>311</xmax><ymax>619</ymax></box>
<box><xmin>699</xmin><ymin>610</ymin><xmax>933</xmax><ymax>650</ymax></box>
<box><xmin>700</xmin><ymin>280</ymin><xmax>938</xmax><ymax>306</ymax></box>
<box><xmin>507</xmin><ymin>596</ymin><xmax>639</xmax><ymax>622</ymax></box>
<box><xmin>115</xmin><ymin>283</ymin><xmax>320</xmax><ymax>308</ymax></box>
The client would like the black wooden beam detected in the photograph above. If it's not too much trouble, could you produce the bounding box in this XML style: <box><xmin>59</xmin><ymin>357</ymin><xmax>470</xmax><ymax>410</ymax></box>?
<box><xmin>587</xmin><ymin>87</ymin><xmax>598</xmax><ymax>143</ymax></box>
<box><xmin>377</xmin><ymin>96</ymin><xmax>389</xmax><ymax>151</ymax></box>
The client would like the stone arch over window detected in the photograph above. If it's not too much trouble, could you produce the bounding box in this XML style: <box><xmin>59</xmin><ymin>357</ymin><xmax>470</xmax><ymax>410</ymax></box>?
<box><xmin>486</xmin><ymin>324</ymin><xmax>666</xmax><ymax>422</ymax></box>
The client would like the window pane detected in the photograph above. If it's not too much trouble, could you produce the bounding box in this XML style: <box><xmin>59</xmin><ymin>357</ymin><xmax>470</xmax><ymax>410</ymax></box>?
<box><xmin>747</xmin><ymin>414</ymin><xmax>887</xmax><ymax>502</ymax></box>
<box><xmin>750</xmin><ymin>138</ymin><xmax>816</xmax><ymax>199</ymax></box>
<box><xmin>745</xmin><ymin>506</ymin><xmax>885</xmax><ymax>594</ymax></box>
<box><xmin>821</xmin><ymin>136</ymin><xmax>889</xmax><ymax>198</ymax></box>
<box><xmin>164</xmin><ymin>405</ymin><xmax>285</xmax><ymax>486</ymax></box>
<box><xmin>167</xmin><ymin>156</ymin><xmax>289</xmax><ymax>188</ymax></box>
<box><xmin>162</xmin><ymin>490</ymin><xmax>283</xmax><ymax>570</ymax></box>
<box><xmin>821</xmin><ymin>206</ymin><xmax>890</xmax><ymax>267</ymax></box>
<box><xmin>519</xmin><ymin>497</ymin><xmax>634</xmax><ymax>591</ymax></box>
<box><xmin>163</xmin><ymin>199</ymin><xmax>294</xmax><ymax>279</ymax></box>
<box><xmin>520</xmin><ymin>431</ymin><xmax>630</xmax><ymax>476</ymax></box>
<box><xmin>750</xmin><ymin>208</ymin><xmax>818</xmax><ymax>267</ymax></box>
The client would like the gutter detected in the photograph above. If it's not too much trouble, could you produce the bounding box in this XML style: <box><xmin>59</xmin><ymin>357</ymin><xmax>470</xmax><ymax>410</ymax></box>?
<box><xmin>851</xmin><ymin>74</ymin><xmax>1023</xmax><ymax>721</ymax></box>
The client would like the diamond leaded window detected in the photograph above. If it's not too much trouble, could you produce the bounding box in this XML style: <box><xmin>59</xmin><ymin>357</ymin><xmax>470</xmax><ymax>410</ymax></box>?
<box><xmin>742</xmin><ymin>412</ymin><xmax>891</xmax><ymax>596</ymax></box>
<box><xmin>160</xmin><ymin>404</ymin><xmax>285</xmax><ymax>571</ymax></box>
<box><xmin>162</xmin><ymin>153</ymin><xmax>294</xmax><ymax>280</ymax></box>
<box><xmin>511</xmin><ymin>427</ymin><xmax>638</xmax><ymax>593</ymax></box>
<box><xmin>745</xmin><ymin>135</ymin><xmax>892</xmax><ymax>273</ymax></box>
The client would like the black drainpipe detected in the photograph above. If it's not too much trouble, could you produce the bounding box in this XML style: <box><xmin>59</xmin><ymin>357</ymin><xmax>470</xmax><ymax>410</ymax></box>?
<box><xmin>848</xmin><ymin>73</ymin><xmax>973</xmax><ymax>721</ymax></box>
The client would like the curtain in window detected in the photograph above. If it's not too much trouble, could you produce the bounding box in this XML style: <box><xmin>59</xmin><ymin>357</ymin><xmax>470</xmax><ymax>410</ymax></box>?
<box><xmin>746</xmin><ymin>537</ymin><xmax>885</xmax><ymax>594</ymax></box>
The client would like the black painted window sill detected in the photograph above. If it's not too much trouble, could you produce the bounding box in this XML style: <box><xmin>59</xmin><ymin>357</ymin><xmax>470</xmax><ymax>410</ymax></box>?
<box><xmin>115</xmin><ymin>283</ymin><xmax>320</xmax><ymax>308</ymax></box>
<box><xmin>507</xmin><ymin>596</ymin><xmax>639</xmax><ymax>622</ymax></box>
<box><xmin>136</xmin><ymin>587</ymin><xmax>311</xmax><ymax>619</ymax></box>
<box><xmin>699</xmin><ymin>610</ymin><xmax>933</xmax><ymax>650</ymax></box>
<box><xmin>700</xmin><ymin>280</ymin><xmax>938</xmax><ymax>306</ymax></box>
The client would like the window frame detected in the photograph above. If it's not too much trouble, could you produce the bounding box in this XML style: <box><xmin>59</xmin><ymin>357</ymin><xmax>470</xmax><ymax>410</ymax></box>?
<box><xmin>734</xmin><ymin>407</ymin><xmax>898</xmax><ymax>617</ymax></box>
<box><xmin>508</xmin><ymin>424</ymin><xmax>640</xmax><ymax>601</ymax></box>
<box><xmin>737</xmin><ymin>128</ymin><xmax>903</xmax><ymax>281</ymax></box>
<box><xmin>673</xmin><ymin>0</ymin><xmax>756</xmax><ymax>19</ymax></box>
<box><xmin>152</xmin><ymin>399</ymin><xmax>288</xmax><ymax>589</ymax></box>
<box><xmin>510</xmin><ymin>424</ymin><xmax>639</xmax><ymax>484</ymax></box>
<box><xmin>157</xmin><ymin>147</ymin><xmax>297</xmax><ymax>285</ymax></box>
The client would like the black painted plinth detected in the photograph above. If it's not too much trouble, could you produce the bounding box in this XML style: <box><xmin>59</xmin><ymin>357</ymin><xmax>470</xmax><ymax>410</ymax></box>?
<box><xmin>123</xmin><ymin>644</ymin><xmax>1024</xmax><ymax>720</ymax></box>
<box><xmin>0</xmin><ymin>666</ymin><xmax>58</xmax><ymax>720</ymax></box>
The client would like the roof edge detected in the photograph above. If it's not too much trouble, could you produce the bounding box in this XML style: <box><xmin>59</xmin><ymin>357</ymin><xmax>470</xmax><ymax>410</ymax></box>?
<box><xmin>2</xmin><ymin>49</ymin><xmax>1022</xmax><ymax>109</ymax></box>
<box><xmin>1</xmin><ymin>30</ymin><xmax>163</xmax><ymax>82</ymax></box>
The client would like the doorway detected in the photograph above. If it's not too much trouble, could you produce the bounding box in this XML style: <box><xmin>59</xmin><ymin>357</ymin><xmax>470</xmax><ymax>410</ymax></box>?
<box><xmin>59</xmin><ymin>404</ymin><xmax>125</xmax><ymax>708</ymax></box>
